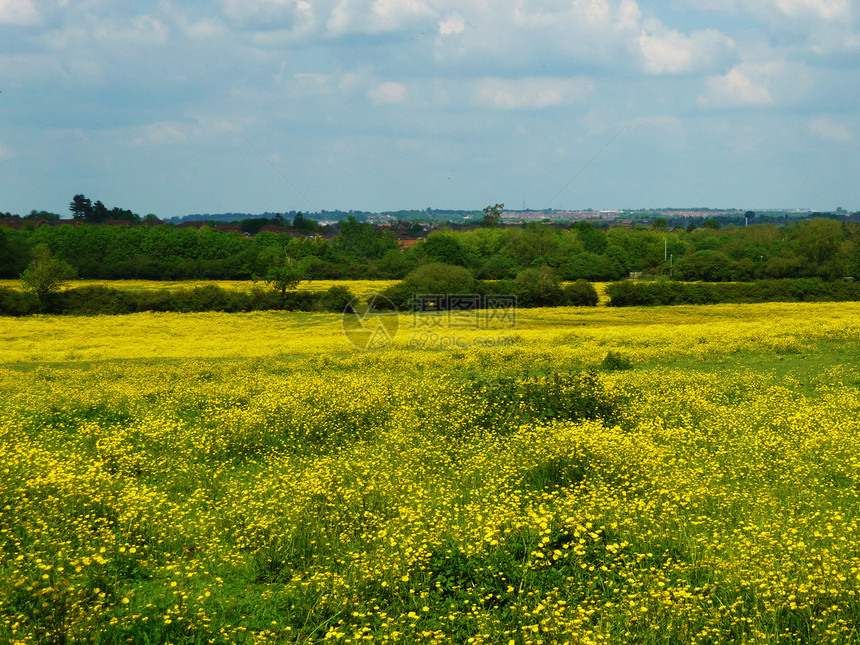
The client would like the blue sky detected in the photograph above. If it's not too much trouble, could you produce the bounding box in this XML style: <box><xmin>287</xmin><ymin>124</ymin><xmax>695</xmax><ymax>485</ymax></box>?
<box><xmin>1</xmin><ymin>0</ymin><xmax>858</xmax><ymax>218</ymax></box>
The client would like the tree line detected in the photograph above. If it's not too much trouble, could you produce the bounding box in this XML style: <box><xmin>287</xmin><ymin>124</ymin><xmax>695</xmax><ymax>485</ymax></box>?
<box><xmin>3</xmin><ymin>217</ymin><xmax>860</xmax><ymax>283</ymax></box>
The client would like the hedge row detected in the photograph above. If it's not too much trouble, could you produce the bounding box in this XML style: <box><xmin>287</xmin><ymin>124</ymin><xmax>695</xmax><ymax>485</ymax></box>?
<box><xmin>606</xmin><ymin>278</ymin><xmax>860</xmax><ymax>306</ymax></box>
<box><xmin>0</xmin><ymin>284</ymin><xmax>355</xmax><ymax>316</ymax></box>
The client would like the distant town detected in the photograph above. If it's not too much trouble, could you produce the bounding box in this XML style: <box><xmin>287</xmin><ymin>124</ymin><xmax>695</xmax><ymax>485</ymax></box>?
<box><xmin>167</xmin><ymin>207</ymin><xmax>843</xmax><ymax>229</ymax></box>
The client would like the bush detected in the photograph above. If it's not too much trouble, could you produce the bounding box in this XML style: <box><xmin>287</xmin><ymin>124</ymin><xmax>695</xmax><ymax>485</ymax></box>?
<box><xmin>462</xmin><ymin>371</ymin><xmax>629</xmax><ymax>433</ymax></box>
<box><xmin>52</xmin><ymin>286</ymin><xmax>132</xmax><ymax>315</ymax></box>
<box><xmin>606</xmin><ymin>278</ymin><xmax>860</xmax><ymax>307</ymax></box>
<box><xmin>601</xmin><ymin>351</ymin><xmax>633</xmax><ymax>371</ymax></box>
<box><xmin>563</xmin><ymin>279</ymin><xmax>599</xmax><ymax>307</ymax></box>
<box><xmin>383</xmin><ymin>263</ymin><xmax>477</xmax><ymax>309</ymax></box>
<box><xmin>317</xmin><ymin>285</ymin><xmax>355</xmax><ymax>312</ymax></box>
<box><xmin>170</xmin><ymin>285</ymin><xmax>242</xmax><ymax>312</ymax></box>
<box><xmin>512</xmin><ymin>267</ymin><xmax>564</xmax><ymax>307</ymax></box>
<box><xmin>0</xmin><ymin>287</ymin><xmax>41</xmax><ymax>316</ymax></box>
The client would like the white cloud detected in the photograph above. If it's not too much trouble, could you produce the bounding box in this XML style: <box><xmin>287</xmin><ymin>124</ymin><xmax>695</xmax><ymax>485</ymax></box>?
<box><xmin>810</xmin><ymin>115</ymin><xmax>852</xmax><ymax>142</ymax></box>
<box><xmin>774</xmin><ymin>0</ymin><xmax>849</xmax><ymax>20</ymax></box>
<box><xmin>473</xmin><ymin>77</ymin><xmax>593</xmax><ymax>110</ymax></box>
<box><xmin>698</xmin><ymin>65</ymin><xmax>775</xmax><ymax>108</ymax></box>
<box><xmin>683</xmin><ymin>0</ymin><xmax>849</xmax><ymax>20</ymax></box>
<box><xmin>219</xmin><ymin>0</ymin><xmax>298</xmax><ymax>23</ymax></box>
<box><xmin>439</xmin><ymin>12</ymin><xmax>464</xmax><ymax>35</ymax></box>
<box><xmin>0</xmin><ymin>0</ymin><xmax>39</xmax><ymax>25</ymax></box>
<box><xmin>0</xmin><ymin>143</ymin><xmax>15</xmax><ymax>161</ymax></box>
<box><xmin>372</xmin><ymin>0</ymin><xmax>433</xmax><ymax>24</ymax></box>
<box><xmin>327</xmin><ymin>0</ymin><xmax>433</xmax><ymax>35</ymax></box>
<box><xmin>639</xmin><ymin>28</ymin><xmax>734</xmax><ymax>74</ymax></box>
<box><xmin>368</xmin><ymin>81</ymin><xmax>407</xmax><ymax>104</ymax></box>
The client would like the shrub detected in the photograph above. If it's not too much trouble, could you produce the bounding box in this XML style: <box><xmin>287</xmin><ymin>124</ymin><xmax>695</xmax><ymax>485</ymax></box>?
<box><xmin>513</xmin><ymin>267</ymin><xmax>564</xmax><ymax>307</ymax></box>
<box><xmin>0</xmin><ymin>287</ymin><xmax>40</xmax><ymax>316</ymax></box>
<box><xmin>383</xmin><ymin>263</ymin><xmax>477</xmax><ymax>309</ymax></box>
<box><xmin>317</xmin><ymin>285</ymin><xmax>355</xmax><ymax>312</ymax></box>
<box><xmin>606</xmin><ymin>278</ymin><xmax>860</xmax><ymax>307</ymax></box>
<box><xmin>52</xmin><ymin>286</ymin><xmax>132</xmax><ymax>315</ymax></box>
<box><xmin>462</xmin><ymin>371</ymin><xmax>629</xmax><ymax>433</ymax></box>
<box><xmin>563</xmin><ymin>279</ymin><xmax>599</xmax><ymax>307</ymax></box>
<box><xmin>601</xmin><ymin>351</ymin><xmax>633</xmax><ymax>371</ymax></box>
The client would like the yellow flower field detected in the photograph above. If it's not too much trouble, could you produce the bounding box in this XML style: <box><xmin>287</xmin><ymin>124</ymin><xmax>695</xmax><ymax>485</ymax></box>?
<box><xmin>2</xmin><ymin>302</ymin><xmax>860</xmax><ymax>643</ymax></box>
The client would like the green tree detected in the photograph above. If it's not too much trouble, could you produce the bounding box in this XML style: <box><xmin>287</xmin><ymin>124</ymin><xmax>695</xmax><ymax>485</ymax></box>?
<box><xmin>259</xmin><ymin>246</ymin><xmax>310</xmax><ymax>301</ymax></box>
<box><xmin>418</xmin><ymin>232</ymin><xmax>472</xmax><ymax>266</ymax></box>
<box><xmin>482</xmin><ymin>203</ymin><xmax>504</xmax><ymax>227</ymax></box>
<box><xmin>334</xmin><ymin>216</ymin><xmax>398</xmax><ymax>260</ymax></box>
<box><xmin>20</xmin><ymin>243</ymin><xmax>77</xmax><ymax>300</ymax></box>
<box><xmin>513</xmin><ymin>266</ymin><xmax>564</xmax><ymax>307</ymax></box>
<box><xmin>572</xmin><ymin>222</ymin><xmax>608</xmax><ymax>254</ymax></box>
<box><xmin>673</xmin><ymin>250</ymin><xmax>732</xmax><ymax>282</ymax></box>
<box><xmin>28</xmin><ymin>210</ymin><xmax>61</xmax><ymax>222</ymax></box>
<box><xmin>292</xmin><ymin>212</ymin><xmax>319</xmax><ymax>234</ymax></box>
<box><xmin>69</xmin><ymin>194</ymin><xmax>93</xmax><ymax>221</ymax></box>
<box><xmin>91</xmin><ymin>200</ymin><xmax>110</xmax><ymax>223</ymax></box>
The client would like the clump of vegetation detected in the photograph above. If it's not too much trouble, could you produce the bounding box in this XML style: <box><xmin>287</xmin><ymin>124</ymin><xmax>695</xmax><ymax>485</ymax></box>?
<box><xmin>20</xmin><ymin>243</ymin><xmax>77</xmax><ymax>301</ymax></box>
<box><xmin>0</xmin><ymin>283</ymin><xmax>355</xmax><ymax>315</ymax></box>
<box><xmin>601</xmin><ymin>350</ymin><xmax>634</xmax><ymax>371</ymax></box>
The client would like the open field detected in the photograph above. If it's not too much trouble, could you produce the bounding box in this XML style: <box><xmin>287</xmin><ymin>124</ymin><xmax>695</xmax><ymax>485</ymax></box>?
<box><xmin>3</xmin><ymin>303</ymin><xmax>860</xmax><ymax>643</ymax></box>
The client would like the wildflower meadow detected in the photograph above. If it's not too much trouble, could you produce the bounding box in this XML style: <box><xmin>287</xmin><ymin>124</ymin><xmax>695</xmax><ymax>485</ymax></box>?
<box><xmin>2</xmin><ymin>299</ymin><xmax>860</xmax><ymax>643</ymax></box>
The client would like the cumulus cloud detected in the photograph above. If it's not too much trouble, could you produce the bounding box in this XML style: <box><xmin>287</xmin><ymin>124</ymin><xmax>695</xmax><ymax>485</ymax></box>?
<box><xmin>0</xmin><ymin>0</ymin><xmax>39</xmax><ymax>25</ymax></box>
<box><xmin>698</xmin><ymin>65</ymin><xmax>775</xmax><ymax>108</ymax></box>
<box><xmin>639</xmin><ymin>28</ymin><xmax>734</xmax><ymax>74</ymax></box>
<box><xmin>438</xmin><ymin>12</ymin><xmax>464</xmax><ymax>35</ymax></box>
<box><xmin>327</xmin><ymin>0</ymin><xmax>433</xmax><ymax>35</ymax></box>
<box><xmin>809</xmin><ymin>115</ymin><xmax>852</xmax><ymax>142</ymax></box>
<box><xmin>473</xmin><ymin>77</ymin><xmax>594</xmax><ymax>110</ymax></box>
<box><xmin>368</xmin><ymin>81</ymin><xmax>408</xmax><ymax>104</ymax></box>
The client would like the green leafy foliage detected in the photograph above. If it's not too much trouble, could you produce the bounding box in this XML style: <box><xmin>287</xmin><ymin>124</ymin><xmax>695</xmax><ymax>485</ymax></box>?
<box><xmin>20</xmin><ymin>243</ymin><xmax>77</xmax><ymax>300</ymax></box>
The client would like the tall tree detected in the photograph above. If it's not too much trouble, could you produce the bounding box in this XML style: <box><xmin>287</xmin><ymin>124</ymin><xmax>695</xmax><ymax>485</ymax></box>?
<box><xmin>91</xmin><ymin>200</ymin><xmax>110</xmax><ymax>223</ymax></box>
<box><xmin>482</xmin><ymin>203</ymin><xmax>504</xmax><ymax>227</ymax></box>
<box><xmin>69</xmin><ymin>194</ymin><xmax>93</xmax><ymax>221</ymax></box>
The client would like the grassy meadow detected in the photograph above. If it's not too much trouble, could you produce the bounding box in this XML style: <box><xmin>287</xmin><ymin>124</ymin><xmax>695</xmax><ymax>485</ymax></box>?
<box><xmin>3</xmin><ymin>299</ymin><xmax>860</xmax><ymax>643</ymax></box>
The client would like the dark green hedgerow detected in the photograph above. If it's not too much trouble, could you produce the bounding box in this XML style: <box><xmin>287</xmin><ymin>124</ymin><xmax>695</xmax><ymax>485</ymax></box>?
<box><xmin>606</xmin><ymin>278</ymin><xmax>860</xmax><ymax>307</ymax></box>
<box><xmin>0</xmin><ymin>284</ymin><xmax>355</xmax><ymax>316</ymax></box>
